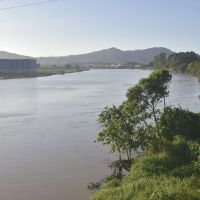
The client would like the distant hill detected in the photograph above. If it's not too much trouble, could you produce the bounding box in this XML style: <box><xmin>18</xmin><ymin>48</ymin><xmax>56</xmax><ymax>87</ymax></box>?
<box><xmin>0</xmin><ymin>51</ymin><xmax>32</xmax><ymax>59</ymax></box>
<box><xmin>37</xmin><ymin>47</ymin><xmax>174</xmax><ymax>65</ymax></box>
<box><xmin>0</xmin><ymin>47</ymin><xmax>174</xmax><ymax>65</ymax></box>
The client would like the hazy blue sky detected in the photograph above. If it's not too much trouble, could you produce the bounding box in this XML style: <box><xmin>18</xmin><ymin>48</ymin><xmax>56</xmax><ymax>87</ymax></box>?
<box><xmin>0</xmin><ymin>0</ymin><xmax>200</xmax><ymax>56</ymax></box>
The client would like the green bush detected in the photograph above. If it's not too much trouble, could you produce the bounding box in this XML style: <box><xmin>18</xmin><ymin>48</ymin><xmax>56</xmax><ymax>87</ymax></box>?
<box><xmin>159</xmin><ymin>107</ymin><xmax>200</xmax><ymax>141</ymax></box>
<box><xmin>91</xmin><ymin>70</ymin><xmax>200</xmax><ymax>200</ymax></box>
<box><xmin>91</xmin><ymin>152</ymin><xmax>200</xmax><ymax>200</ymax></box>
<box><xmin>124</xmin><ymin>156</ymin><xmax>174</xmax><ymax>181</ymax></box>
<box><xmin>170</xmin><ymin>164</ymin><xmax>195</xmax><ymax>178</ymax></box>
<box><xmin>91</xmin><ymin>176</ymin><xmax>200</xmax><ymax>200</ymax></box>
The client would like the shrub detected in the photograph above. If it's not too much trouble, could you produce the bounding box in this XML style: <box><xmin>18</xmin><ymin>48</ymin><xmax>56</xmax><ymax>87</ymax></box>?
<box><xmin>159</xmin><ymin>107</ymin><xmax>200</xmax><ymax>141</ymax></box>
<box><xmin>91</xmin><ymin>176</ymin><xmax>200</xmax><ymax>200</ymax></box>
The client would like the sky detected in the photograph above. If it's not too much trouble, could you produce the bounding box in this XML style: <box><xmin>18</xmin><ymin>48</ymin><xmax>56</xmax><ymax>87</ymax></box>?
<box><xmin>0</xmin><ymin>0</ymin><xmax>200</xmax><ymax>57</ymax></box>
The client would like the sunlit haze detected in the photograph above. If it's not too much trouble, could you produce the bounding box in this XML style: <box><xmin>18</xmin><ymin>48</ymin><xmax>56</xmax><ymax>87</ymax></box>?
<box><xmin>0</xmin><ymin>0</ymin><xmax>200</xmax><ymax>56</ymax></box>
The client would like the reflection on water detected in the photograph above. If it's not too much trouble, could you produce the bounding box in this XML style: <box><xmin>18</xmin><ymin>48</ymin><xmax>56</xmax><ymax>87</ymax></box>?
<box><xmin>0</xmin><ymin>69</ymin><xmax>199</xmax><ymax>200</ymax></box>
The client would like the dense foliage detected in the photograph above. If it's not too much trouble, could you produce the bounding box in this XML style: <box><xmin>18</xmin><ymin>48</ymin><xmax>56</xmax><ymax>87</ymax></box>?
<box><xmin>91</xmin><ymin>70</ymin><xmax>200</xmax><ymax>200</ymax></box>
<box><xmin>188</xmin><ymin>61</ymin><xmax>200</xmax><ymax>78</ymax></box>
<box><xmin>167</xmin><ymin>52</ymin><xmax>199</xmax><ymax>72</ymax></box>
<box><xmin>153</xmin><ymin>53</ymin><xmax>167</xmax><ymax>69</ymax></box>
<box><xmin>153</xmin><ymin>51</ymin><xmax>200</xmax><ymax>78</ymax></box>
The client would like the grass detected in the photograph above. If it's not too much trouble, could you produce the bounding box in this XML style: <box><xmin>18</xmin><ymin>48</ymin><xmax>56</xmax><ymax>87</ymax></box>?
<box><xmin>91</xmin><ymin>155</ymin><xmax>200</xmax><ymax>200</ymax></box>
<box><xmin>92</xmin><ymin>176</ymin><xmax>200</xmax><ymax>200</ymax></box>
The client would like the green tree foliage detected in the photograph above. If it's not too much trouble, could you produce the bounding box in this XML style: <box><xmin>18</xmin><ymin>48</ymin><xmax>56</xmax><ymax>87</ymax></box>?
<box><xmin>151</xmin><ymin>51</ymin><xmax>200</xmax><ymax>78</ymax></box>
<box><xmin>91</xmin><ymin>70</ymin><xmax>200</xmax><ymax>200</ymax></box>
<box><xmin>153</xmin><ymin>53</ymin><xmax>167</xmax><ymax>69</ymax></box>
<box><xmin>159</xmin><ymin>106</ymin><xmax>200</xmax><ymax>141</ymax></box>
<box><xmin>97</xmin><ymin>70</ymin><xmax>172</xmax><ymax>162</ymax></box>
<box><xmin>188</xmin><ymin>61</ymin><xmax>200</xmax><ymax>78</ymax></box>
<box><xmin>127</xmin><ymin>69</ymin><xmax>172</xmax><ymax>137</ymax></box>
<box><xmin>167</xmin><ymin>51</ymin><xmax>199</xmax><ymax>72</ymax></box>
<box><xmin>96</xmin><ymin>103</ymin><xmax>146</xmax><ymax>162</ymax></box>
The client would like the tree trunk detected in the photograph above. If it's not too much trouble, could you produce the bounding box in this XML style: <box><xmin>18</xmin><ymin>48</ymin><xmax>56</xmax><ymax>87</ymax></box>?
<box><xmin>152</xmin><ymin>103</ymin><xmax>160</xmax><ymax>137</ymax></box>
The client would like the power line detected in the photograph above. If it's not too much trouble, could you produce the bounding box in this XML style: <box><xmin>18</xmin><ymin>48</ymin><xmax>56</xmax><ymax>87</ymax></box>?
<box><xmin>0</xmin><ymin>0</ymin><xmax>59</xmax><ymax>11</ymax></box>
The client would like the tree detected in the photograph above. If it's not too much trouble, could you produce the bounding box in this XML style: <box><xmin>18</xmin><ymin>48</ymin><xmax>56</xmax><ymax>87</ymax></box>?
<box><xmin>153</xmin><ymin>53</ymin><xmax>167</xmax><ymax>69</ymax></box>
<box><xmin>96</xmin><ymin>70</ymin><xmax>172</xmax><ymax>166</ymax></box>
<box><xmin>167</xmin><ymin>51</ymin><xmax>200</xmax><ymax>72</ymax></box>
<box><xmin>92</xmin><ymin>70</ymin><xmax>200</xmax><ymax>200</ymax></box>
<box><xmin>127</xmin><ymin>69</ymin><xmax>172</xmax><ymax>137</ymax></box>
<box><xmin>188</xmin><ymin>61</ymin><xmax>200</xmax><ymax>78</ymax></box>
<box><xmin>96</xmin><ymin>102</ymin><xmax>146</xmax><ymax>162</ymax></box>
<box><xmin>159</xmin><ymin>106</ymin><xmax>200</xmax><ymax>141</ymax></box>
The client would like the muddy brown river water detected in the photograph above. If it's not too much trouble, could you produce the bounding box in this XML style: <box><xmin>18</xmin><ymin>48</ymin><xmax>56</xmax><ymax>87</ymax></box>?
<box><xmin>0</xmin><ymin>69</ymin><xmax>199</xmax><ymax>200</ymax></box>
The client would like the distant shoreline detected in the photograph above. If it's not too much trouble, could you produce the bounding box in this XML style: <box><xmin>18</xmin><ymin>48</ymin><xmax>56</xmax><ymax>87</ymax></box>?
<box><xmin>0</xmin><ymin>68</ymin><xmax>89</xmax><ymax>80</ymax></box>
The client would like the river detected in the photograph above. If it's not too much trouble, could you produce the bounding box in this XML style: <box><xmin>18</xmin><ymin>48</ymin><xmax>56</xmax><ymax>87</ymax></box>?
<box><xmin>0</xmin><ymin>69</ymin><xmax>199</xmax><ymax>200</ymax></box>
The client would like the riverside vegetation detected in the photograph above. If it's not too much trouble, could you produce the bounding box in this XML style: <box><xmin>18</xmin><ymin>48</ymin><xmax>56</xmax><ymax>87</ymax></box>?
<box><xmin>0</xmin><ymin>64</ymin><xmax>88</xmax><ymax>79</ymax></box>
<box><xmin>153</xmin><ymin>51</ymin><xmax>200</xmax><ymax>79</ymax></box>
<box><xmin>89</xmin><ymin>69</ymin><xmax>200</xmax><ymax>200</ymax></box>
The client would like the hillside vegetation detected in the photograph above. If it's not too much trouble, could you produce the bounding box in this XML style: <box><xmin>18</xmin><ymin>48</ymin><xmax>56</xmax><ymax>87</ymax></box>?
<box><xmin>90</xmin><ymin>70</ymin><xmax>200</xmax><ymax>200</ymax></box>
<box><xmin>153</xmin><ymin>51</ymin><xmax>200</xmax><ymax>78</ymax></box>
<box><xmin>37</xmin><ymin>47</ymin><xmax>173</xmax><ymax>65</ymax></box>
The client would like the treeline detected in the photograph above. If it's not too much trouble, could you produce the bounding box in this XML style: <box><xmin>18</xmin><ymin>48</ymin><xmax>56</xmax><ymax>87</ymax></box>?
<box><xmin>153</xmin><ymin>51</ymin><xmax>200</xmax><ymax>78</ymax></box>
<box><xmin>90</xmin><ymin>70</ymin><xmax>200</xmax><ymax>200</ymax></box>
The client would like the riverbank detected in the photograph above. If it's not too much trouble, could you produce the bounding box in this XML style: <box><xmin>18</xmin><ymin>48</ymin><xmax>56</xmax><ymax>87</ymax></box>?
<box><xmin>0</xmin><ymin>66</ymin><xmax>89</xmax><ymax>79</ymax></box>
<box><xmin>90</xmin><ymin>70</ymin><xmax>200</xmax><ymax>200</ymax></box>
<box><xmin>152</xmin><ymin>51</ymin><xmax>200</xmax><ymax>80</ymax></box>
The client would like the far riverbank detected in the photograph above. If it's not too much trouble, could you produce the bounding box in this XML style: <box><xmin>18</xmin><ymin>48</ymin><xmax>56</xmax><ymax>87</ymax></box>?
<box><xmin>0</xmin><ymin>66</ymin><xmax>89</xmax><ymax>80</ymax></box>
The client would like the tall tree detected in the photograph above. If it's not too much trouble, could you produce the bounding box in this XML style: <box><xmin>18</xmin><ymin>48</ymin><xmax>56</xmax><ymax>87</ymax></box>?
<box><xmin>96</xmin><ymin>70</ymin><xmax>172</xmax><ymax>163</ymax></box>
<box><xmin>127</xmin><ymin>69</ymin><xmax>172</xmax><ymax>137</ymax></box>
<box><xmin>96</xmin><ymin>102</ymin><xmax>146</xmax><ymax>162</ymax></box>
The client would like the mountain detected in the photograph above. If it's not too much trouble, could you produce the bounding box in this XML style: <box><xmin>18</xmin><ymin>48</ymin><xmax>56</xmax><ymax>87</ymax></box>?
<box><xmin>37</xmin><ymin>47</ymin><xmax>173</xmax><ymax>65</ymax></box>
<box><xmin>0</xmin><ymin>47</ymin><xmax>174</xmax><ymax>65</ymax></box>
<box><xmin>0</xmin><ymin>51</ymin><xmax>32</xmax><ymax>59</ymax></box>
